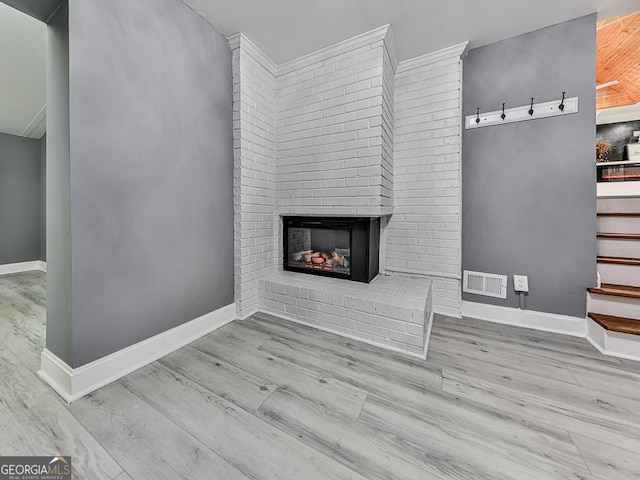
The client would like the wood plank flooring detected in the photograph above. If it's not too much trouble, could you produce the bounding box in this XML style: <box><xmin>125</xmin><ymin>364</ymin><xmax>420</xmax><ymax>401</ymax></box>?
<box><xmin>1</xmin><ymin>272</ymin><xmax>640</xmax><ymax>479</ymax></box>
<box><xmin>0</xmin><ymin>271</ymin><xmax>47</xmax><ymax>371</ymax></box>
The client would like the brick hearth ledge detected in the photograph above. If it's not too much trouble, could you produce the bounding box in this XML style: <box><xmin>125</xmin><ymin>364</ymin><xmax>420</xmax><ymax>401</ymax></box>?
<box><xmin>258</xmin><ymin>271</ymin><xmax>433</xmax><ymax>358</ymax></box>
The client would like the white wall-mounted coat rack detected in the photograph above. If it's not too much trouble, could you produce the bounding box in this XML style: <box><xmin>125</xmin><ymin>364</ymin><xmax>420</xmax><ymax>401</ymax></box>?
<box><xmin>465</xmin><ymin>96</ymin><xmax>578</xmax><ymax>129</ymax></box>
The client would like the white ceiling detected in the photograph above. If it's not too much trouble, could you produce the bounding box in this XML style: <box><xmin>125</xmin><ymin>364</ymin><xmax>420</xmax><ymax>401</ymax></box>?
<box><xmin>0</xmin><ymin>1</ymin><xmax>46</xmax><ymax>139</ymax></box>
<box><xmin>183</xmin><ymin>0</ymin><xmax>640</xmax><ymax>64</ymax></box>
<box><xmin>2</xmin><ymin>0</ymin><xmax>639</xmax><ymax>141</ymax></box>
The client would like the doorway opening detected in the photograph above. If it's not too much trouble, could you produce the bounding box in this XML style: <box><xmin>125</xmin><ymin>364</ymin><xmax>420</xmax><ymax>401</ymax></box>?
<box><xmin>0</xmin><ymin>1</ymin><xmax>50</xmax><ymax>372</ymax></box>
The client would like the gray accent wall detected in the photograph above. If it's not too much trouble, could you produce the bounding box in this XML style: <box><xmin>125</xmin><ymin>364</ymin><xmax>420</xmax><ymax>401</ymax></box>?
<box><xmin>46</xmin><ymin>0</ymin><xmax>72</xmax><ymax>365</ymax></box>
<box><xmin>39</xmin><ymin>134</ymin><xmax>46</xmax><ymax>261</ymax></box>
<box><xmin>0</xmin><ymin>132</ymin><xmax>40</xmax><ymax>264</ymax></box>
<box><xmin>462</xmin><ymin>15</ymin><xmax>597</xmax><ymax>318</ymax></box>
<box><xmin>67</xmin><ymin>0</ymin><xmax>234</xmax><ymax>367</ymax></box>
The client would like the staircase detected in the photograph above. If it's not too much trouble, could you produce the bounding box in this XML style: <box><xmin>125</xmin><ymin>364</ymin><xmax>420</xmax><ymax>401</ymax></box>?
<box><xmin>587</xmin><ymin>199</ymin><xmax>640</xmax><ymax>360</ymax></box>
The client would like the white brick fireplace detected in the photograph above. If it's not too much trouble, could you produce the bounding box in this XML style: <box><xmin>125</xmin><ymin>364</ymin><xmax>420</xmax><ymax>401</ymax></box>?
<box><xmin>275</xmin><ymin>27</ymin><xmax>395</xmax><ymax>218</ymax></box>
<box><xmin>229</xmin><ymin>26</ymin><xmax>466</xmax><ymax>357</ymax></box>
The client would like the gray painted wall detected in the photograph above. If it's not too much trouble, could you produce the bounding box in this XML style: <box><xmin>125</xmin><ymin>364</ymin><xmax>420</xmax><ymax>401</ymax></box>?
<box><xmin>45</xmin><ymin>0</ymin><xmax>72</xmax><ymax>365</ymax></box>
<box><xmin>0</xmin><ymin>132</ymin><xmax>39</xmax><ymax>264</ymax></box>
<box><xmin>68</xmin><ymin>0</ymin><xmax>234</xmax><ymax>367</ymax></box>
<box><xmin>462</xmin><ymin>15</ymin><xmax>597</xmax><ymax>318</ymax></box>
<box><xmin>39</xmin><ymin>134</ymin><xmax>46</xmax><ymax>261</ymax></box>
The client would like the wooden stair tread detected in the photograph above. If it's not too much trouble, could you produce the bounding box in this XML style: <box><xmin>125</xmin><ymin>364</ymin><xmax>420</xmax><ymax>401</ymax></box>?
<box><xmin>597</xmin><ymin>256</ymin><xmax>640</xmax><ymax>266</ymax></box>
<box><xmin>588</xmin><ymin>312</ymin><xmax>640</xmax><ymax>335</ymax></box>
<box><xmin>587</xmin><ymin>283</ymin><xmax>640</xmax><ymax>299</ymax></box>
<box><xmin>597</xmin><ymin>233</ymin><xmax>640</xmax><ymax>239</ymax></box>
<box><xmin>597</xmin><ymin>212</ymin><xmax>640</xmax><ymax>217</ymax></box>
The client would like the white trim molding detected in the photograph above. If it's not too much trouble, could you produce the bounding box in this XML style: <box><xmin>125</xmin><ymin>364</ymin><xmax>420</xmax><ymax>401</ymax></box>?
<box><xmin>0</xmin><ymin>261</ymin><xmax>45</xmax><ymax>276</ymax></box>
<box><xmin>228</xmin><ymin>26</ymin><xmax>467</xmax><ymax>82</ymax></box>
<box><xmin>396</xmin><ymin>41</ymin><xmax>469</xmax><ymax>74</ymax></box>
<box><xmin>586</xmin><ymin>318</ymin><xmax>640</xmax><ymax>362</ymax></box>
<box><xmin>236</xmin><ymin>307</ymin><xmax>259</xmax><ymax>321</ymax></box>
<box><xmin>38</xmin><ymin>303</ymin><xmax>237</xmax><ymax>402</ymax></box>
<box><xmin>227</xmin><ymin>32</ymin><xmax>278</xmax><ymax>76</ymax></box>
<box><xmin>227</xmin><ymin>32</ymin><xmax>242</xmax><ymax>50</ymax></box>
<box><xmin>278</xmin><ymin>25</ymin><xmax>391</xmax><ymax>75</ymax></box>
<box><xmin>461</xmin><ymin>300</ymin><xmax>587</xmax><ymax>337</ymax></box>
<box><xmin>382</xmin><ymin>26</ymin><xmax>399</xmax><ymax>72</ymax></box>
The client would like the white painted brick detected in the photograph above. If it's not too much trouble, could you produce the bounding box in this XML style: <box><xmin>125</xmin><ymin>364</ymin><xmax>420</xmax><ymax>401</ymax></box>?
<box><xmin>235</xmin><ymin>32</ymin><xmax>459</xmax><ymax>339</ymax></box>
<box><xmin>385</xmin><ymin>53</ymin><xmax>462</xmax><ymax>314</ymax></box>
<box><xmin>232</xmin><ymin>40</ymin><xmax>277</xmax><ymax>317</ymax></box>
<box><xmin>374</xmin><ymin>316</ymin><xmax>407</xmax><ymax>332</ymax></box>
<box><xmin>275</xmin><ymin>38</ymin><xmax>394</xmax><ymax>218</ymax></box>
<box><xmin>407</xmin><ymin>323</ymin><xmax>425</xmax><ymax>337</ymax></box>
<box><xmin>259</xmin><ymin>272</ymin><xmax>430</xmax><ymax>354</ymax></box>
<box><xmin>389</xmin><ymin>330</ymin><xmax>424</xmax><ymax>348</ymax></box>
<box><xmin>357</xmin><ymin>322</ymin><xmax>389</xmax><ymax>338</ymax></box>
<box><xmin>331</xmin><ymin>316</ymin><xmax>358</xmax><ymax>330</ymax></box>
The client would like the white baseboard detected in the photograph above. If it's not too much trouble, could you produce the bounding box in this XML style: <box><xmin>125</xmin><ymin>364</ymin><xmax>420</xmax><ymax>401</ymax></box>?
<box><xmin>434</xmin><ymin>305</ymin><xmax>462</xmax><ymax>319</ymax></box>
<box><xmin>461</xmin><ymin>301</ymin><xmax>587</xmax><ymax>337</ymax></box>
<box><xmin>0</xmin><ymin>260</ymin><xmax>44</xmax><ymax>276</ymax></box>
<box><xmin>237</xmin><ymin>307</ymin><xmax>259</xmax><ymax>321</ymax></box>
<box><xmin>260</xmin><ymin>308</ymin><xmax>428</xmax><ymax>360</ymax></box>
<box><xmin>586</xmin><ymin>318</ymin><xmax>640</xmax><ymax>362</ymax></box>
<box><xmin>38</xmin><ymin>303</ymin><xmax>236</xmax><ymax>402</ymax></box>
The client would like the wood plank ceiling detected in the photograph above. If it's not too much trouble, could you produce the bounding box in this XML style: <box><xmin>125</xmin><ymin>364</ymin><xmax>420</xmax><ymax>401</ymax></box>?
<box><xmin>597</xmin><ymin>11</ymin><xmax>640</xmax><ymax>110</ymax></box>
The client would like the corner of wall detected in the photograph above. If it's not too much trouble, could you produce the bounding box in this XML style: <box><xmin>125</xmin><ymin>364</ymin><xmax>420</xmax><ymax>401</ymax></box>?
<box><xmin>230</xmin><ymin>33</ymin><xmax>278</xmax><ymax>318</ymax></box>
<box><xmin>385</xmin><ymin>42</ymin><xmax>467</xmax><ymax>315</ymax></box>
<box><xmin>39</xmin><ymin>303</ymin><xmax>236</xmax><ymax>402</ymax></box>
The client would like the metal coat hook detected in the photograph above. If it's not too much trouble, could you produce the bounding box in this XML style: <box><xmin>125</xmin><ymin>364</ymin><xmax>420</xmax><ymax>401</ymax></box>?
<box><xmin>466</xmin><ymin>96</ymin><xmax>579</xmax><ymax>129</ymax></box>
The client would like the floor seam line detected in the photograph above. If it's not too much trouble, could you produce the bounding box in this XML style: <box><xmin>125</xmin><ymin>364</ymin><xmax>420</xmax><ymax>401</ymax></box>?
<box><xmin>567</xmin><ymin>431</ymin><xmax>594</xmax><ymax>476</ymax></box>
<box><xmin>355</xmin><ymin>391</ymin><xmax>369</xmax><ymax>421</ymax></box>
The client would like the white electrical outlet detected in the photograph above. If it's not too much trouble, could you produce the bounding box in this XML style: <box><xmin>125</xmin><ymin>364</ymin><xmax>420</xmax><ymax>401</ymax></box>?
<box><xmin>513</xmin><ymin>275</ymin><xmax>529</xmax><ymax>293</ymax></box>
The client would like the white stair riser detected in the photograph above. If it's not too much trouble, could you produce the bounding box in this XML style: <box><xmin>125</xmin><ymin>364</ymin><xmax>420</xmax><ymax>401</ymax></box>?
<box><xmin>597</xmin><ymin>263</ymin><xmax>640</xmax><ymax>286</ymax></box>
<box><xmin>588</xmin><ymin>293</ymin><xmax>640</xmax><ymax>320</ymax></box>
<box><xmin>587</xmin><ymin>319</ymin><xmax>640</xmax><ymax>362</ymax></box>
<box><xmin>597</xmin><ymin>217</ymin><xmax>640</xmax><ymax>234</ymax></box>
<box><xmin>598</xmin><ymin>238</ymin><xmax>640</xmax><ymax>258</ymax></box>
<box><xmin>597</xmin><ymin>198</ymin><xmax>640</xmax><ymax>213</ymax></box>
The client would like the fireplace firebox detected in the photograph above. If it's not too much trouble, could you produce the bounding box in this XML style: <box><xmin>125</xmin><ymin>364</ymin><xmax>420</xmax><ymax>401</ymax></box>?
<box><xmin>283</xmin><ymin>216</ymin><xmax>380</xmax><ymax>283</ymax></box>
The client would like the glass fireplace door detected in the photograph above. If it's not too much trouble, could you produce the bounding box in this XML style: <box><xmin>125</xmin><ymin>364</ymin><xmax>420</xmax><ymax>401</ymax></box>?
<box><xmin>286</xmin><ymin>223</ymin><xmax>351</xmax><ymax>277</ymax></box>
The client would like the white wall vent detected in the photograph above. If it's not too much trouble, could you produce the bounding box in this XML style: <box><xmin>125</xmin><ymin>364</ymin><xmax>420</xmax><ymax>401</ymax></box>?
<box><xmin>463</xmin><ymin>270</ymin><xmax>507</xmax><ymax>299</ymax></box>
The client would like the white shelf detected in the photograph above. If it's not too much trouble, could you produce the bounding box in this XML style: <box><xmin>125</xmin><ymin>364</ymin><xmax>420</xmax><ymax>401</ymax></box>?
<box><xmin>596</xmin><ymin>160</ymin><xmax>640</xmax><ymax>166</ymax></box>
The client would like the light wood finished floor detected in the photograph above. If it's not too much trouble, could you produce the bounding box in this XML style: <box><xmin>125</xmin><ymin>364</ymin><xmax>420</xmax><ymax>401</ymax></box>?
<box><xmin>1</xmin><ymin>271</ymin><xmax>640</xmax><ymax>479</ymax></box>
